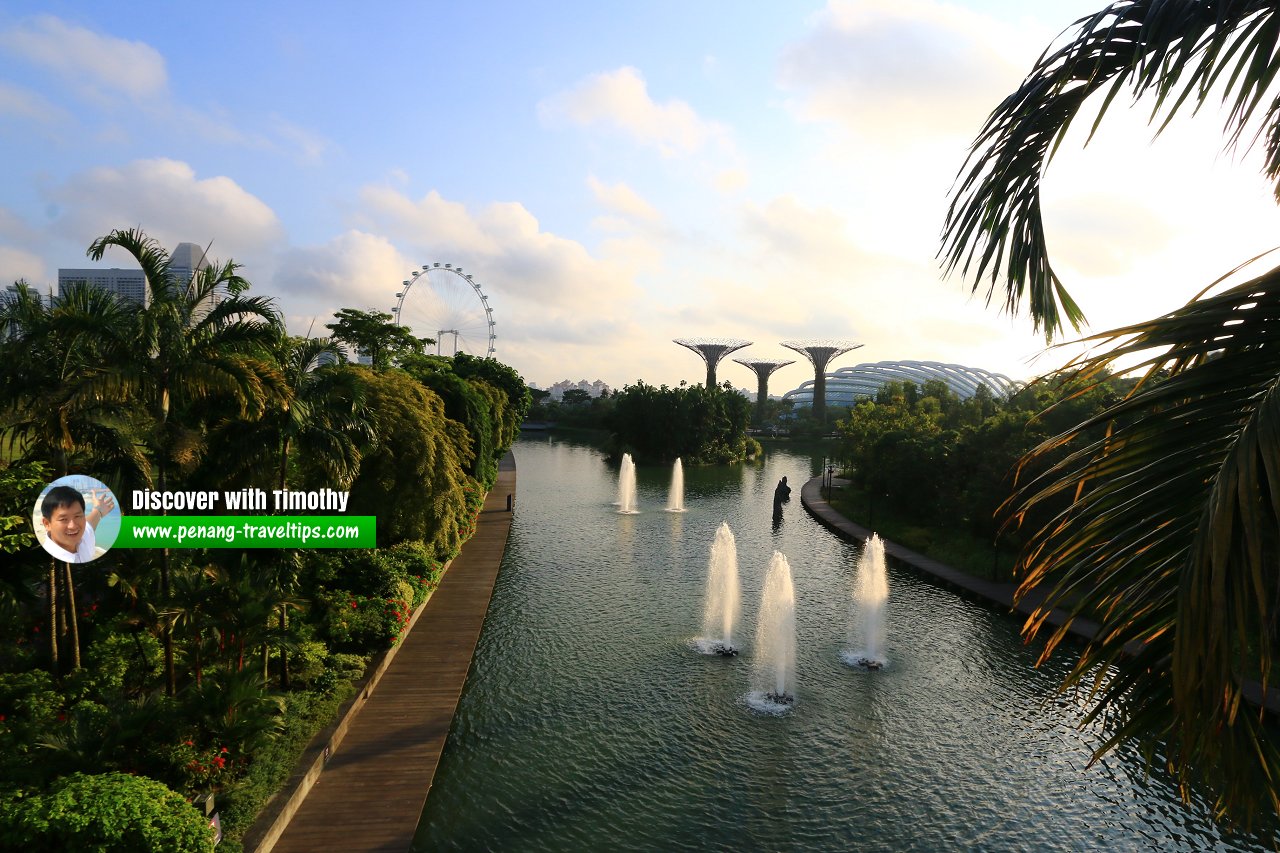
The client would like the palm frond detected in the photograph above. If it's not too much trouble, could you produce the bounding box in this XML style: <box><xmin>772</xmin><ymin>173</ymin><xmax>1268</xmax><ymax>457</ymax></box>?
<box><xmin>1006</xmin><ymin>260</ymin><xmax>1280</xmax><ymax>824</ymax></box>
<box><xmin>943</xmin><ymin>0</ymin><xmax>1280</xmax><ymax>339</ymax></box>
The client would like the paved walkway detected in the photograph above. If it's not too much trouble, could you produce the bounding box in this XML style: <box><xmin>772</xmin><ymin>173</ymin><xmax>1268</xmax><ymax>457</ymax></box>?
<box><xmin>253</xmin><ymin>453</ymin><xmax>516</xmax><ymax>853</ymax></box>
<box><xmin>800</xmin><ymin>475</ymin><xmax>1280</xmax><ymax>715</ymax></box>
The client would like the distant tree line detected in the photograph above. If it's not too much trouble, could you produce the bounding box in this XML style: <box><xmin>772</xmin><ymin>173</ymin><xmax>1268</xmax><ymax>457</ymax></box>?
<box><xmin>835</xmin><ymin>375</ymin><xmax>1136</xmax><ymax>552</ymax></box>
<box><xmin>605</xmin><ymin>381</ymin><xmax>760</xmax><ymax>464</ymax></box>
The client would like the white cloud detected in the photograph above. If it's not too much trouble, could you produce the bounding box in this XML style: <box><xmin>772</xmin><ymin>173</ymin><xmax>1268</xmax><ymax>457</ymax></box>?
<box><xmin>341</xmin><ymin>184</ymin><xmax>664</xmax><ymax>386</ymax></box>
<box><xmin>539</xmin><ymin>66</ymin><xmax>733</xmax><ymax>157</ymax></box>
<box><xmin>741</xmin><ymin>195</ymin><xmax>873</xmax><ymax>274</ymax></box>
<box><xmin>715</xmin><ymin>169</ymin><xmax>749</xmax><ymax>194</ymax></box>
<box><xmin>276</xmin><ymin>230</ymin><xmax>409</xmax><ymax>320</ymax></box>
<box><xmin>588</xmin><ymin>176</ymin><xmax>661</xmax><ymax>222</ymax></box>
<box><xmin>778</xmin><ymin>0</ymin><xmax>1029</xmax><ymax>138</ymax></box>
<box><xmin>0</xmin><ymin>245</ymin><xmax>47</xmax><ymax>285</ymax></box>
<box><xmin>0</xmin><ymin>80</ymin><xmax>65</xmax><ymax>123</ymax></box>
<box><xmin>1035</xmin><ymin>105</ymin><xmax>1280</xmax><ymax>339</ymax></box>
<box><xmin>355</xmin><ymin>186</ymin><xmax>641</xmax><ymax>306</ymax></box>
<box><xmin>46</xmin><ymin>159</ymin><xmax>285</xmax><ymax>263</ymax></box>
<box><xmin>563</xmin><ymin>186</ymin><xmax>1052</xmax><ymax>394</ymax></box>
<box><xmin>269</xmin><ymin>115</ymin><xmax>334</xmax><ymax>167</ymax></box>
<box><xmin>0</xmin><ymin>17</ymin><xmax>331</xmax><ymax>166</ymax></box>
<box><xmin>0</xmin><ymin>15</ymin><xmax>167</xmax><ymax>104</ymax></box>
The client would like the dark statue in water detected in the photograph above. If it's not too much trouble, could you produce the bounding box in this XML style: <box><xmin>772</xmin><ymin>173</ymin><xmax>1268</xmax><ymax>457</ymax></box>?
<box><xmin>772</xmin><ymin>475</ymin><xmax>791</xmax><ymax>524</ymax></box>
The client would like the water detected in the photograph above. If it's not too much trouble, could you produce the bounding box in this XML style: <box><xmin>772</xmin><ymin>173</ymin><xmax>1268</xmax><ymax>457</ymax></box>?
<box><xmin>616</xmin><ymin>452</ymin><xmax>638</xmax><ymax>514</ymax></box>
<box><xmin>694</xmin><ymin>522</ymin><xmax>740</xmax><ymax>656</ymax></box>
<box><xmin>843</xmin><ymin>533</ymin><xmax>888</xmax><ymax>669</ymax></box>
<box><xmin>748</xmin><ymin>551</ymin><xmax>796</xmax><ymax>713</ymax></box>
<box><xmin>666</xmin><ymin>458</ymin><xmax>685</xmax><ymax>512</ymax></box>
<box><xmin>415</xmin><ymin>434</ymin><xmax>1275</xmax><ymax>852</ymax></box>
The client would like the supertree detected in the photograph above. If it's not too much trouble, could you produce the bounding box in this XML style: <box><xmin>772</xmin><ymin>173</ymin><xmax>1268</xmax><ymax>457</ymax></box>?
<box><xmin>780</xmin><ymin>339</ymin><xmax>862</xmax><ymax>423</ymax></box>
<box><xmin>733</xmin><ymin>358</ymin><xmax>794</xmax><ymax>424</ymax></box>
<box><xmin>673</xmin><ymin>338</ymin><xmax>752</xmax><ymax>388</ymax></box>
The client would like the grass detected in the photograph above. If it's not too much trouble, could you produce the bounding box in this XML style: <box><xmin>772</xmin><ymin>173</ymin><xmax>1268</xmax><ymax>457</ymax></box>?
<box><xmin>825</xmin><ymin>483</ymin><xmax>1020</xmax><ymax>583</ymax></box>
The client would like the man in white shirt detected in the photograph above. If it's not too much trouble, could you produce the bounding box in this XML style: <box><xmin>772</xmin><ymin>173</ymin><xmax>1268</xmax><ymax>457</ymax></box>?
<box><xmin>39</xmin><ymin>485</ymin><xmax>115</xmax><ymax>564</ymax></box>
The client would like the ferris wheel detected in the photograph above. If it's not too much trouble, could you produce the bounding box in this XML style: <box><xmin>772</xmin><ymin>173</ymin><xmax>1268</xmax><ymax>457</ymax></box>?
<box><xmin>392</xmin><ymin>263</ymin><xmax>496</xmax><ymax>358</ymax></box>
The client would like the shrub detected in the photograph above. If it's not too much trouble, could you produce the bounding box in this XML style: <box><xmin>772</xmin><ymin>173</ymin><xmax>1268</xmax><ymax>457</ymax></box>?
<box><xmin>0</xmin><ymin>670</ymin><xmax>63</xmax><ymax>787</ymax></box>
<box><xmin>217</xmin><ymin>685</ymin><xmax>354</xmax><ymax>848</ymax></box>
<box><xmin>307</xmin><ymin>550</ymin><xmax>401</xmax><ymax>599</ymax></box>
<box><xmin>311</xmin><ymin>653</ymin><xmax>368</xmax><ymax>696</ymax></box>
<box><xmin>317</xmin><ymin>590</ymin><xmax>401</xmax><ymax>655</ymax></box>
<box><xmin>0</xmin><ymin>772</ymin><xmax>214</xmax><ymax>852</ymax></box>
<box><xmin>65</xmin><ymin>628</ymin><xmax>162</xmax><ymax>702</ymax></box>
<box><xmin>287</xmin><ymin>639</ymin><xmax>331</xmax><ymax>687</ymax></box>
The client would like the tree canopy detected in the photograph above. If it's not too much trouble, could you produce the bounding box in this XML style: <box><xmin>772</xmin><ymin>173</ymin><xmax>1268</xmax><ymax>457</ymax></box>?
<box><xmin>325</xmin><ymin>308</ymin><xmax>430</xmax><ymax>370</ymax></box>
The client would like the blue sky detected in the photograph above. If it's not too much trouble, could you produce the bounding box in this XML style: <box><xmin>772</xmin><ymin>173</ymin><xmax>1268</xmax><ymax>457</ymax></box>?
<box><xmin>5</xmin><ymin>1</ymin><xmax>1280</xmax><ymax>392</ymax></box>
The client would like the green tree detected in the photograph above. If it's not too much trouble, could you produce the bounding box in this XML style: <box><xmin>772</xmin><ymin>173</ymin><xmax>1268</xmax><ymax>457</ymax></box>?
<box><xmin>345</xmin><ymin>367</ymin><xmax>473</xmax><ymax>552</ymax></box>
<box><xmin>942</xmin><ymin>0</ymin><xmax>1280</xmax><ymax>824</ymax></box>
<box><xmin>607</xmin><ymin>382</ymin><xmax>757</xmax><ymax>464</ymax></box>
<box><xmin>400</xmin><ymin>354</ymin><xmax>497</xmax><ymax>484</ymax></box>
<box><xmin>0</xmin><ymin>282</ymin><xmax>147</xmax><ymax>482</ymax></box>
<box><xmin>204</xmin><ymin>335</ymin><xmax>372</xmax><ymax>494</ymax></box>
<box><xmin>325</xmin><ymin>308</ymin><xmax>429</xmax><ymax>370</ymax></box>
<box><xmin>448</xmin><ymin>352</ymin><xmax>532</xmax><ymax>424</ymax></box>
<box><xmin>0</xmin><ymin>283</ymin><xmax>150</xmax><ymax>674</ymax></box>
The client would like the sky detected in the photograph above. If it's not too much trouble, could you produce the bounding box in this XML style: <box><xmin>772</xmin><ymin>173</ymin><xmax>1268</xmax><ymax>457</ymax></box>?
<box><xmin>4</xmin><ymin>0</ymin><xmax>1280</xmax><ymax>394</ymax></box>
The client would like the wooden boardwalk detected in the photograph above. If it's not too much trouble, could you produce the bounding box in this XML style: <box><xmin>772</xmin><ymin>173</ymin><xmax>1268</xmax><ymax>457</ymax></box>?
<box><xmin>259</xmin><ymin>454</ymin><xmax>516</xmax><ymax>853</ymax></box>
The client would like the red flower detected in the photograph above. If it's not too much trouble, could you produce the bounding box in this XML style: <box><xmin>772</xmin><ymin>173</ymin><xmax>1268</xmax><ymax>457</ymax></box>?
<box><xmin>350</xmin><ymin>601</ymin><xmax>358</xmax><ymax>609</ymax></box>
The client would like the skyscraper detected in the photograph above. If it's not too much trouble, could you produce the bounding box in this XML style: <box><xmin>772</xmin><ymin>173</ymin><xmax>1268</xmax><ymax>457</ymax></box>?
<box><xmin>57</xmin><ymin>240</ymin><xmax>211</xmax><ymax>308</ymax></box>
<box><xmin>168</xmin><ymin>242</ymin><xmax>211</xmax><ymax>288</ymax></box>
<box><xmin>56</xmin><ymin>267</ymin><xmax>147</xmax><ymax>305</ymax></box>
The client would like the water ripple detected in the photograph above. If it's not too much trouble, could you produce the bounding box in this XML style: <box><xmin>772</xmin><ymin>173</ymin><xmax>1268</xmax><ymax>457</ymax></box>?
<box><xmin>416</xmin><ymin>438</ymin><xmax>1278</xmax><ymax>852</ymax></box>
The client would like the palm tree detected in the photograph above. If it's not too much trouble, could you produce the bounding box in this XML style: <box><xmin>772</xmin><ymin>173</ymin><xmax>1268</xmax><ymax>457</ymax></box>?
<box><xmin>2</xmin><ymin>283</ymin><xmax>148</xmax><ymax>673</ymax></box>
<box><xmin>199</xmin><ymin>334</ymin><xmax>369</xmax><ymax>689</ymax></box>
<box><xmin>942</xmin><ymin>1</ymin><xmax>1280</xmax><ymax>826</ymax></box>
<box><xmin>83</xmin><ymin>228</ymin><xmax>286</xmax><ymax>695</ymax></box>
<box><xmin>204</xmin><ymin>334</ymin><xmax>371</xmax><ymax>494</ymax></box>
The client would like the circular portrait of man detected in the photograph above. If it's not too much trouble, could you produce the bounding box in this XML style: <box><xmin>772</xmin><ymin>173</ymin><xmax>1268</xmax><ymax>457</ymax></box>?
<box><xmin>31</xmin><ymin>475</ymin><xmax>121</xmax><ymax>563</ymax></box>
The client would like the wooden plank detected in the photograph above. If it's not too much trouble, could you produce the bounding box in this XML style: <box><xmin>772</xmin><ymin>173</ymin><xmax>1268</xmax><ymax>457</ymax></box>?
<box><xmin>261</xmin><ymin>455</ymin><xmax>516</xmax><ymax>853</ymax></box>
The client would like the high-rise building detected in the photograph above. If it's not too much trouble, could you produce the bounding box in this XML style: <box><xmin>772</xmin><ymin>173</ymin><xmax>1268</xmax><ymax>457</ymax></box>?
<box><xmin>57</xmin><ymin>267</ymin><xmax>147</xmax><ymax>305</ymax></box>
<box><xmin>2</xmin><ymin>282</ymin><xmax>54</xmax><ymax>309</ymax></box>
<box><xmin>57</xmin><ymin>241</ymin><xmax>212</xmax><ymax>308</ymax></box>
<box><xmin>169</xmin><ymin>242</ymin><xmax>210</xmax><ymax>287</ymax></box>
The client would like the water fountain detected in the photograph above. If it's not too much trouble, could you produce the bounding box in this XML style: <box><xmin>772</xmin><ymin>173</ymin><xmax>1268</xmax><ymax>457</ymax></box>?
<box><xmin>616</xmin><ymin>453</ymin><xmax>638</xmax><ymax>514</ymax></box>
<box><xmin>843</xmin><ymin>533</ymin><xmax>889</xmax><ymax>670</ymax></box>
<box><xmin>694</xmin><ymin>522</ymin><xmax>739</xmax><ymax>656</ymax></box>
<box><xmin>666</xmin><ymin>458</ymin><xmax>685</xmax><ymax>512</ymax></box>
<box><xmin>749</xmin><ymin>551</ymin><xmax>796</xmax><ymax>711</ymax></box>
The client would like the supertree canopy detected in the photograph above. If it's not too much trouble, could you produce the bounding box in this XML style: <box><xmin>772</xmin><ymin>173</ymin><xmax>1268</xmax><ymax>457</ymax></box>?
<box><xmin>733</xmin><ymin>357</ymin><xmax>795</xmax><ymax>423</ymax></box>
<box><xmin>780</xmin><ymin>339</ymin><xmax>862</xmax><ymax>423</ymax></box>
<box><xmin>674</xmin><ymin>338</ymin><xmax>752</xmax><ymax>388</ymax></box>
